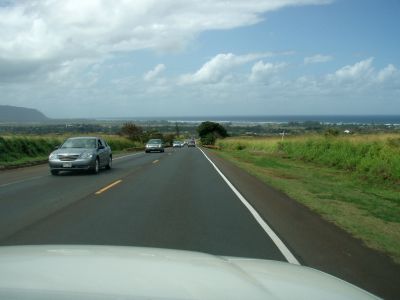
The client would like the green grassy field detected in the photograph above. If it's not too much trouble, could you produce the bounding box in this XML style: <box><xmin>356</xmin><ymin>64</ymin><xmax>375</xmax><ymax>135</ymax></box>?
<box><xmin>215</xmin><ymin>134</ymin><xmax>400</xmax><ymax>263</ymax></box>
<box><xmin>0</xmin><ymin>134</ymin><xmax>142</xmax><ymax>167</ymax></box>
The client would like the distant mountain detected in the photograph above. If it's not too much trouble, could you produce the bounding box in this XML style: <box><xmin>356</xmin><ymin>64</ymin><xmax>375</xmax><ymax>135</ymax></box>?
<box><xmin>0</xmin><ymin>105</ymin><xmax>49</xmax><ymax>123</ymax></box>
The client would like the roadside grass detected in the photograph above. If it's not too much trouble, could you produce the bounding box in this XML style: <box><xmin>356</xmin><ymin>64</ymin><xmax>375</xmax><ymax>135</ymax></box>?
<box><xmin>214</xmin><ymin>134</ymin><xmax>400</xmax><ymax>264</ymax></box>
<box><xmin>217</xmin><ymin>134</ymin><xmax>400</xmax><ymax>185</ymax></box>
<box><xmin>0</xmin><ymin>134</ymin><xmax>142</xmax><ymax>167</ymax></box>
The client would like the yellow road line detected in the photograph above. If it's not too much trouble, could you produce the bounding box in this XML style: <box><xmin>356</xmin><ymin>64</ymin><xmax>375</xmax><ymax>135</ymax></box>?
<box><xmin>95</xmin><ymin>180</ymin><xmax>122</xmax><ymax>195</ymax></box>
<box><xmin>152</xmin><ymin>160</ymin><xmax>159</xmax><ymax>164</ymax></box>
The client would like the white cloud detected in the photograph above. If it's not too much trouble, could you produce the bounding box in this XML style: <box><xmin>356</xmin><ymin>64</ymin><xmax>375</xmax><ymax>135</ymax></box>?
<box><xmin>377</xmin><ymin>64</ymin><xmax>397</xmax><ymax>83</ymax></box>
<box><xmin>0</xmin><ymin>0</ymin><xmax>331</xmax><ymax>80</ymax></box>
<box><xmin>180</xmin><ymin>52</ymin><xmax>282</xmax><ymax>84</ymax></box>
<box><xmin>2</xmin><ymin>55</ymin><xmax>399</xmax><ymax>118</ymax></box>
<box><xmin>327</xmin><ymin>58</ymin><xmax>374</xmax><ymax>82</ymax></box>
<box><xmin>304</xmin><ymin>54</ymin><xmax>333</xmax><ymax>64</ymax></box>
<box><xmin>249</xmin><ymin>61</ymin><xmax>287</xmax><ymax>82</ymax></box>
<box><xmin>321</xmin><ymin>58</ymin><xmax>399</xmax><ymax>91</ymax></box>
<box><xmin>144</xmin><ymin>64</ymin><xmax>166</xmax><ymax>81</ymax></box>
<box><xmin>296</xmin><ymin>58</ymin><xmax>400</xmax><ymax>95</ymax></box>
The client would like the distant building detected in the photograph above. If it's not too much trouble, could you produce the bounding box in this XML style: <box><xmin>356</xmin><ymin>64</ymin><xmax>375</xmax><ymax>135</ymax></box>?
<box><xmin>344</xmin><ymin>130</ymin><xmax>351</xmax><ymax>134</ymax></box>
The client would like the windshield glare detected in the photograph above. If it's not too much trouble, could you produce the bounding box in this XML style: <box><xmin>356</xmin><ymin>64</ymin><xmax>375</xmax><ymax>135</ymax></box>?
<box><xmin>61</xmin><ymin>139</ymin><xmax>96</xmax><ymax>149</ymax></box>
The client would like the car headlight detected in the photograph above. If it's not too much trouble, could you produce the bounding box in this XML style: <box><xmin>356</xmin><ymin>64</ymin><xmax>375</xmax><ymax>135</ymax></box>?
<box><xmin>146</xmin><ymin>144</ymin><xmax>150</xmax><ymax>148</ymax></box>
<box><xmin>49</xmin><ymin>153</ymin><xmax>58</xmax><ymax>160</ymax></box>
<box><xmin>80</xmin><ymin>152</ymin><xmax>94</xmax><ymax>159</ymax></box>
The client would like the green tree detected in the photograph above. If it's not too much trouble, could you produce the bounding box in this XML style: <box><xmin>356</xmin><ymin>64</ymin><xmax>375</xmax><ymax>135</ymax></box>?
<box><xmin>163</xmin><ymin>133</ymin><xmax>176</xmax><ymax>146</ymax></box>
<box><xmin>119</xmin><ymin>122</ymin><xmax>144</xmax><ymax>142</ymax></box>
<box><xmin>197</xmin><ymin>121</ymin><xmax>228</xmax><ymax>145</ymax></box>
<box><xmin>146</xmin><ymin>131</ymin><xmax>163</xmax><ymax>140</ymax></box>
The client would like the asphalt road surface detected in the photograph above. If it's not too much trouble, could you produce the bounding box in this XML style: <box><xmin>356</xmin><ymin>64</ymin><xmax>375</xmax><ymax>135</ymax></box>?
<box><xmin>0</xmin><ymin>147</ymin><xmax>399</xmax><ymax>299</ymax></box>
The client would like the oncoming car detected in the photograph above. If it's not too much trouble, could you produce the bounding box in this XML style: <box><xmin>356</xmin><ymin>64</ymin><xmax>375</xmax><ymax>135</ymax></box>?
<box><xmin>145</xmin><ymin>139</ymin><xmax>164</xmax><ymax>153</ymax></box>
<box><xmin>48</xmin><ymin>137</ymin><xmax>112</xmax><ymax>175</ymax></box>
<box><xmin>172</xmin><ymin>140</ymin><xmax>183</xmax><ymax>148</ymax></box>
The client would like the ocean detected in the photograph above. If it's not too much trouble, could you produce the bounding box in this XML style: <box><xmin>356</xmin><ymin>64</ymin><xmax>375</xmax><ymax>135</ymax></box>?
<box><xmin>154</xmin><ymin>115</ymin><xmax>400</xmax><ymax>125</ymax></box>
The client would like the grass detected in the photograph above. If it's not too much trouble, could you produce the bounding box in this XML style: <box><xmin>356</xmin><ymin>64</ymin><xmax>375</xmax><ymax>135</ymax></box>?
<box><xmin>214</xmin><ymin>134</ymin><xmax>400</xmax><ymax>263</ymax></box>
<box><xmin>0</xmin><ymin>134</ymin><xmax>142</xmax><ymax>167</ymax></box>
<box><xmin>217</xmin><ymin>134</ymin><xmax>400</xmax><ymax>185</ymax></box>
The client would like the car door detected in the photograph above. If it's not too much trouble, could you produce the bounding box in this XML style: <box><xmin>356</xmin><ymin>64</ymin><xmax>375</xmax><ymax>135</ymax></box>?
<box><xmin>102</xmin><ymin>139</ymin><xmax>111</xmax><ymax>164</ymax></box>
<box><xmin>97</xmin><ymin>139</ymin><xmax>107</xmax><ymax>166</ymax></box>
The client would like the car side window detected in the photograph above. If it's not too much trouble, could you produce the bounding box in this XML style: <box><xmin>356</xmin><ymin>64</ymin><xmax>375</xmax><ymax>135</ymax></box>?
<box><xmin>98</xmin><ymin>139</ymin><xmax>103</xmax><ymax>148</ymax></box>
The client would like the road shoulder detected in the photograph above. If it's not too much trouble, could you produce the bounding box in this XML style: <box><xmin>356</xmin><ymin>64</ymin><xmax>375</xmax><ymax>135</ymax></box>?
<box><xmin>202</xmin><ymin>147</ymin><xmax>400</xmax><ymax>300</ymax></box>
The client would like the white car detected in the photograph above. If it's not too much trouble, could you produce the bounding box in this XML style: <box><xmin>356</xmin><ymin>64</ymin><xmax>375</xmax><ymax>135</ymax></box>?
<box><xmin>0</xmin><ymin>245</ymin><xmax>379</xmax><ymax>300</ymax></box>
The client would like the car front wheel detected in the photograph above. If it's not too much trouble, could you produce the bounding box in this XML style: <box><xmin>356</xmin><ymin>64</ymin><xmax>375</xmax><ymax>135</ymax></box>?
<box><xmin>50</xmin><ymin>170</ymin><xmax>59</xmax><ymax>176</ymax></box>
<box><xmin>92</xmin><ymin>158</ymin><xmax>100</xmax><ymax>174</ymax></box>
<box><xmin>106</xmin><ymin>156</ymin><xmax>112</xmax><ymax>170</ymax></box>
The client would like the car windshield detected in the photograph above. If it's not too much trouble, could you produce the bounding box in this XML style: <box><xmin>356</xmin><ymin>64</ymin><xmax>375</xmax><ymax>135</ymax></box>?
<box><xmin>148</xmin><ymin>139</ymin><xmax>161</xmax><ymax>144</ymax></box>
<box><xmin>61</xmin><ymin>138</ymin><xmax>96</xmax><ymax>149</ymax></box>
<box><xmin>0</xmin><ymin>1</ymin><xmax>398</xmax><ymax>299</ymax></box>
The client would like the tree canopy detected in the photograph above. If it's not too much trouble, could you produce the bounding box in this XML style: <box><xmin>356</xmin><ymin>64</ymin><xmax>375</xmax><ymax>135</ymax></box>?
<box><xmin>197</xmin><ymin>121</ymin><xmax>228</xmax><ymax>145</ymax></box>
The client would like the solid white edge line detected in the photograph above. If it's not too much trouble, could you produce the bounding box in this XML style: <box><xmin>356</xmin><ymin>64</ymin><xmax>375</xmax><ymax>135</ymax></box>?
<box><xmin>198</xmin><ymin>147</ymin><xmax>300</xmax><ymax>265</ymax></box>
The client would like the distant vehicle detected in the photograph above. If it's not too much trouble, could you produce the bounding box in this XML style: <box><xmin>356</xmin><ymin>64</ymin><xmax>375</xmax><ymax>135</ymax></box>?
<box><xmin>0</xmin><ymin>245</ymin><xmax>379</xmax><ymax>300</ymax></box>
<box><xmin>188</xmin><ymin>140</ymin><xmax>196</xmax><ymax>147</ymax></box>
<box><xmin>173</xmin><ymin>141</ymin><xmax>183</xmax><ymax>148</ymax></box>
<box><xmin>48</xmin><ymin>137</ymin><xmax>112</xmax><ymax>175</ymax></box>
<box><xmin>145</xmin><ymin>139</ymin><xmax>164</xmax><ymax>153</ymax></box>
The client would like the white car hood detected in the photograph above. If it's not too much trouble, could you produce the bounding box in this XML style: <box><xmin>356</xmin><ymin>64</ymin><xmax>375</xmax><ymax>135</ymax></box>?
<box><xmin>0</xmin><ymin>245</ymin><xmax>379</xmax><ymax>300</ymax></box>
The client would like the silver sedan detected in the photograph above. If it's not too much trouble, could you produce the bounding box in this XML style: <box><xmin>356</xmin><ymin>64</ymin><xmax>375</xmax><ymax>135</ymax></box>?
<box><xmin>48</xmin><ymin>137</ymin><xmax>112</xmax><ymax>175</ymax></box>
<box><xmin>145</xmin><ymin>139</ymin><xmax>165</xmax><ymax>153</ymax></box>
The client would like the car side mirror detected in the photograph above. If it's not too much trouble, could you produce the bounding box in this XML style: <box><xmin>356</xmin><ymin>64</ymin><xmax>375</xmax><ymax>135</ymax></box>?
<box><xmin>54</xmin><ymin>145</ymin><xmax>59</xmax><ymax>150</ymax></box>
<box><xmin>98</xmin><ymin>145</ymin><xmax>105</xmax><ymax>150</ymax></box>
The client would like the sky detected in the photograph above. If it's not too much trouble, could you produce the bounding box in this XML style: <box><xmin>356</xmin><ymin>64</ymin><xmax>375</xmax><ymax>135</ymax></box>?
<box><xmin>0</xmin><ymin>0</ymin><xmax>399</xmax><ymax>118</ymax></box>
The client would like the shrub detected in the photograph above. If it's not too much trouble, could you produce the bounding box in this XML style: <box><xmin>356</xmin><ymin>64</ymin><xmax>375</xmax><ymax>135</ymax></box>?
<box><xmin>0</xmin><ymin>136</ymin><xmax>61</xmax><ymax>162</ymax></box>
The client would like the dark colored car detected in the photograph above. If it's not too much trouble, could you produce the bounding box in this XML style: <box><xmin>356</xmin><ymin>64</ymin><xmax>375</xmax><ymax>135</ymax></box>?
<box><xmin>48</xmin><ymin>137</ymin><xmax>112</xmax><ymax>175</ymax></box>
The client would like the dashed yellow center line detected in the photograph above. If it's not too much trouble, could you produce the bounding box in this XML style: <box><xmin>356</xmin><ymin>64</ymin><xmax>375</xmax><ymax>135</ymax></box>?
<box><xmin>95</xmin><ymin>180</ymin><xmax>122</xmax><ymax>195</ymax></box>
<box><xmin>152</xmin><ymin>160</ymin><xmax>159</xmax><ymax>164</ymax></box>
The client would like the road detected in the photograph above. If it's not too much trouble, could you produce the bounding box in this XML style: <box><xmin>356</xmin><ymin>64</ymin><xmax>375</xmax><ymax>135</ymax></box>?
<box><xmin>0</xmin><ymin>148</ymin><xmax>285</xmax><ymax>259</ymax></box>
<box><xmin>0</xmin><ymin>147</ymin><xmax>399</xmax><ymax>299</ymax></box>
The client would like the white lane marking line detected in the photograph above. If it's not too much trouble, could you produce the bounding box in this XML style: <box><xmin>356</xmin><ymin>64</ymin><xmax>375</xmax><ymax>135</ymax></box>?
<box><xmin>152</xmin><ymin>160</ymin><xmax>159</xmax><ymax>164</ymax></box>
<box><xmin>0</xmin><ymin>175</ymin><xmax>46</xmax><ymax>188</ymax></box>
<box><xmin>198</xmin><ymin>147</ymin><xmax>300</xmax><ymax>265</ymax></box>
<box><xmin>113</xmin><ymin>152</ymin><xmax>143</xmax><ymax>161</ymax></box>
<box><xmin>95</xmin><ymin>179</ymin><xmax>122</xmax><ymax>195</ymax></box>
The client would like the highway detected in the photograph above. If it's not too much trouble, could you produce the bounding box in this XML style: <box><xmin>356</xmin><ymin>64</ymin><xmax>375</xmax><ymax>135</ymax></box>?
<box><xmin>0</xmin><ymin>147</ymin><xmax>399</xmax><ymax>299</ymax></box>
